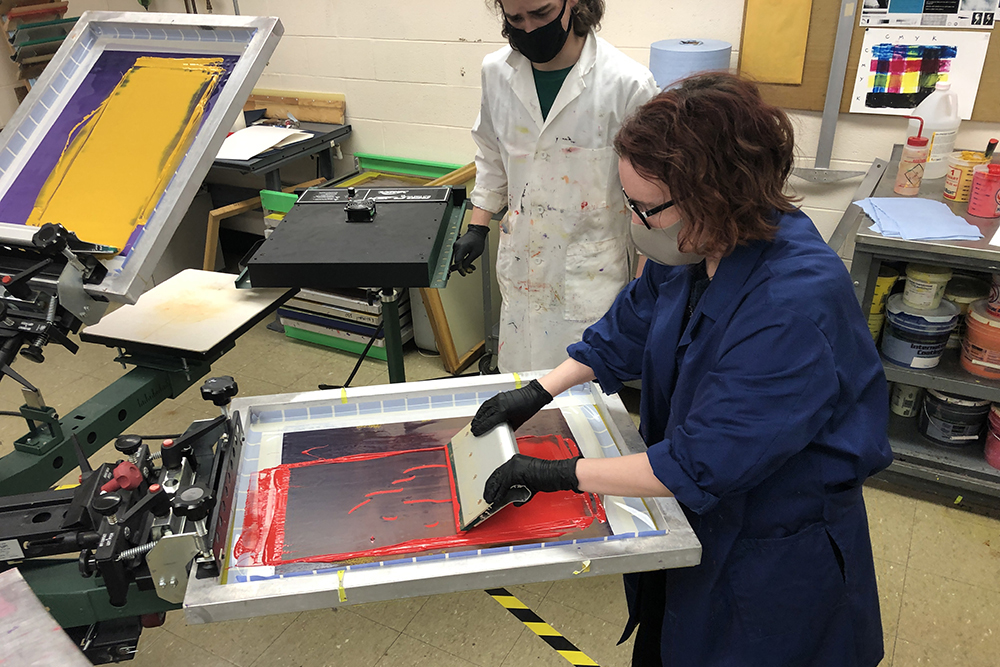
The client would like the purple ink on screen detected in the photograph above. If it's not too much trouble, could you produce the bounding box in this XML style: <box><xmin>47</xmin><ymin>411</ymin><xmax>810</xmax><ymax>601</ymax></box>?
<box><xmin>0</xmin><ymin>50</ymin><xmax>238</xmax><ymax>255</ymax></box>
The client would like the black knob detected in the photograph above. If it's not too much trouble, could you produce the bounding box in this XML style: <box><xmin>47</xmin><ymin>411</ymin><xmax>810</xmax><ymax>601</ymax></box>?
<box><xmin>92</xmin><ymin>492</ymin><xmax>122</xmax><ymax>517</ymax></box>
<box><xmin>31</xmin><ymin>223</ymin><xmax>69</xmax><ymax>254</ymax></box>
<box><xmin>19</xmin><ymin>343</ymin><xmax>44</xmax><ymax>364</ymax></box>
<box><xmin>160</xmin><ymin>438</ymin><xmax>183</xmax><ymax>470</ymax></box>
<box><xmin>171</xmin><ymin>485</ymin><xmax>212</xmax><ymax>522</ymax></box>
<box><xmin>79</xmin><ymin>549</ymin><xmax>96</xmax><ymax>578</ymax></box>
<box><xmin>115</xmin><ymin>434</ymin><xmax>143</xmax><ymax>457</ymax></box>
<box><xmin>201</xmin><ymin>376</ymin><xmax>238</xmax><ymax>407</ymax></box>
<box><xmin>146</xmin><ymin>484</ymin><xmax>171</xmax><ymax>518</ymax></box>
<box><xmin>347</xmin><ymin>186</ymin><xmax>356</xmax><ymax>199</ymax></box>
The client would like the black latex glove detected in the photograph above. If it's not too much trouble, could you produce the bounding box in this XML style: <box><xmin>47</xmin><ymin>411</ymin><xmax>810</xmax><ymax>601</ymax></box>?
<box><xmin>450</xmin><ymin>224</ymin><xmax>489</xmax><ymax>276</ymax></box>
<box><xmin>471</xmin><ymin>379</ymin><xmax>553</xmax><ymax>436</ymax></box>
<box><xmin>484</xmin><ymin>454</ymin><xmax>582</xmax><ymax>505</ymax></box>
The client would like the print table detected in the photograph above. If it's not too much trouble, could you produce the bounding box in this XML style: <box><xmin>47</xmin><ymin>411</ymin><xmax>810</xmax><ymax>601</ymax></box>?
<box><xmin>183</xmin><ymin>372</ymin><xmax>702</xmax><ymax>624</ymax></box>
<box><xmin>211</xmin><ymin>122</ymin><xmax>353</xmax><ymax>191</ymax></box>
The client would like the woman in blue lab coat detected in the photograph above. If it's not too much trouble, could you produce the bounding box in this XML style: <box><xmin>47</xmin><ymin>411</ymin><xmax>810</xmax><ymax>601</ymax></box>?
<box><xmin>471</xmin><ymin>72</ymin><xmax>894</xmax><ymax>666</ymax></box>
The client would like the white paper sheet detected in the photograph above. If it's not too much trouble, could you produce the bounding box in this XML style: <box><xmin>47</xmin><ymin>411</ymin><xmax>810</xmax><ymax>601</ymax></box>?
<box><xmin>216</xmin><ymin>125</ymin><xmax>310</xmax><ymax>161</ymax></box>
<box><xmin>988</xmin><ymin>225</ymin><xmax>1000</xmax><ymax>247</ymax></box>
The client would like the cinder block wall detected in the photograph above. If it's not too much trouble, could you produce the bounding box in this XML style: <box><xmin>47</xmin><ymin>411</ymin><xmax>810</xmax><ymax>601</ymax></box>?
<box><xmin>2</xmin><ymin>0</ymin><xmax>998</xmax><ymax>240</ymax></box>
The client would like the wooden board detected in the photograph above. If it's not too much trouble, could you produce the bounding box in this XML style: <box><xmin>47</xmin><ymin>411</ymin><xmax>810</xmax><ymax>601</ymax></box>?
<box><xmin>81</xmin><ymin>269</ymin><xmax>291</xmax><ymax>355</ymax></box>
<box><xmin>242</xmin><ymin>89</ymin><xmax>346</xmax><ymax>125</ymax></box>
<box><xmin>748</xmin><ymin>0</ymin><xmax>1000</xmax><ymax>123</ymax></box>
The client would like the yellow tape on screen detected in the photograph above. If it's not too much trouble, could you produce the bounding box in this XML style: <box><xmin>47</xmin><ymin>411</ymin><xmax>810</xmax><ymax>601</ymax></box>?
<box><xmin>26</xmin><ymin>57</ymin><xmax>225</xmax><ymax>252</ymax></box>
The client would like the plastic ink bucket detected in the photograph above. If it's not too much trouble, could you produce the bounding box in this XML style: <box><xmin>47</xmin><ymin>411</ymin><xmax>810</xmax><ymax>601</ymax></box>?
<box><xmin>868</xmin><ymin>313</ymin><xmax>885</xmax><ymax>341</ymax></box>
<box><xmin>967</xmin><ymin>164</ymin><xmax>1000</xmax><ymax>219</ymax></box>
<box><xmin>881</xmin><ymin>294</ymin><xmax>959</xmax><ymax>369</ymax></box>
<box><xmin>988</xmin><ymin>274</ymin><xmax>1000</xmax><ymax>317</ymax></box>
<box><xmin>960</xmin><ymin>300</ymin><xmax>1000</xmax><ymax>379</ymax></box>
<box><xmin>870</xmin><ymin>266</ymin><xmax>899</xmax><ymax>316</ymax></box>
<box><xmin>917</xmin><ymin>389</ymin><xmax>990</xmax><ymax>448</ymax></box>
<box><xmin>943</xmin><ymin>274</ymin><xmax>990</xmax><ymax>348</ymax></box>
<box><xmin>890</xmin><ymin>383</ymin><xmax>923</xmax><ymax>418</ymax></box>
<box><xmin>943</xmin><ymin>151</ymin><xmax>989</xmax><ymax>202</ymax></box>
<box><xmin>903</xmin><ymin>264</ymin><xmax>952</xmax><ymax>310</ymax></box>
<box><xmin>986</xmin><ymin>406</ymin><xmax>1000</xmax><ymax>470</ymax></box>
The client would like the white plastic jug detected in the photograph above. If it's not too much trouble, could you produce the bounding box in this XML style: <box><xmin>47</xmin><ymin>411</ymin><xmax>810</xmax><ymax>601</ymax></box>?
<box><xmin>907</xmin><ymin>82</ymin><xmax>960</xmax><ymax>180</ymax></box>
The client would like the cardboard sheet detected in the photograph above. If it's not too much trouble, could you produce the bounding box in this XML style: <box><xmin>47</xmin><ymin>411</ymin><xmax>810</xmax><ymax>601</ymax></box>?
<box><xmin>740</xmin><ymin>0</ymin><xmax>814</xmax><ymax>84</ymax></box>
<box><xmin>80</xmin><ymin>269</ymin><xmax>290</xmax><ymax>355</ymax></box>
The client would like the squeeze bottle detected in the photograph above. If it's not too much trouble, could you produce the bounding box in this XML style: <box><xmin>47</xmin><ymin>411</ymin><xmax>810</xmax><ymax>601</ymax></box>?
<box><xmin>894</xmin><ymin>116</ymin><xmax>929</xmax><ymax>196</ymax></box>
<box><xmin>907</xmin><ymin>82</ymin><xmax>960</xmax><ymax>180</ymax></box>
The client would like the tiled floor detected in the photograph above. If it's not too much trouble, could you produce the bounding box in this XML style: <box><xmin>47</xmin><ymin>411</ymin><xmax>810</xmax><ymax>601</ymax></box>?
<box><xmin>3</xmin><ymin>318</ymin><xmax>1000</xmax><ymax>666</ymax></box>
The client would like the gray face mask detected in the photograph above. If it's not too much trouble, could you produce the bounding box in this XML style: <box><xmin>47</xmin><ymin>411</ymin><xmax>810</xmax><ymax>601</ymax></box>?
<box><xmin>630</xmin><ymin>221</ymin><xmax>702</xmax><ymax>266</ymax></box>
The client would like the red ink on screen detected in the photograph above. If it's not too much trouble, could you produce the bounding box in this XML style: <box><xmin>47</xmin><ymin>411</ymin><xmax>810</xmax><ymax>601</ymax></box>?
<box><xmin>365</xmin><ymin>489</ymin><xmax>403</xmax><ymax>498</ymax></box>
<box><xmin>237</xmin><ymin>431</ymin><xmax>606</xmax><ymax>567</ymax></box>
<box><xmin>347</xmin><ymin>499</ymin><xmax>372</xmax><ymax>514</ymax></box>
<box><xmin>402</xmin><ymin>464</ymin><xmax>447</xmax><ymax>474</ymax></box>
<box><xmin>301</xmin><ymin>446</ymin><xmax>329</xmax><ymax>459</ymax></box>
<box><xmin>392</xmin><ymin>476</ymin><xmax>416</xmax><ymax>485</ymax></box>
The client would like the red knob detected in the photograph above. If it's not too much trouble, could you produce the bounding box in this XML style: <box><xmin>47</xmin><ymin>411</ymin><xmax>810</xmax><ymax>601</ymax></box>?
<box><xmin>101</xmin><ymin>461</ymin><xmax>143</xmax><ymax>493</ymax></box>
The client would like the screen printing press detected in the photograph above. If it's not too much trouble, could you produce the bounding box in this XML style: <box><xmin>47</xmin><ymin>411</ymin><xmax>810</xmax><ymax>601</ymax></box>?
<box><xmin>0</xmin><ymin>11</ymin><xmax>702</xmax><ymax>664</ymax></box>
<box><xmin>2</xmin><ymin>288</ymin><xmax>702</xmax><ymax>662</ymax></box>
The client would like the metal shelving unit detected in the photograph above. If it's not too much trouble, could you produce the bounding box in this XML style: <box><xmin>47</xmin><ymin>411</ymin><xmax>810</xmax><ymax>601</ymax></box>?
<box><xmin>836</xmin><ymin>145</ymin><xmax>1000</xmax><ymax>502</ymax></box>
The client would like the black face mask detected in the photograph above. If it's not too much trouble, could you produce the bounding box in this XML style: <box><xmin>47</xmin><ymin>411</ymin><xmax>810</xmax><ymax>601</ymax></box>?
<box><xmin>505</xmin><ymin>0</ymin><xmax>570</xmax><ymax>64</ymax></box>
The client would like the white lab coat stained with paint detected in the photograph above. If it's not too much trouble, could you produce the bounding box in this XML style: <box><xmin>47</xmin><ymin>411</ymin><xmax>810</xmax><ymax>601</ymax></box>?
<box><xmin>471</xmin><ymin>31</ymin><xmax>659</xmax><ymax>373</ymax></box>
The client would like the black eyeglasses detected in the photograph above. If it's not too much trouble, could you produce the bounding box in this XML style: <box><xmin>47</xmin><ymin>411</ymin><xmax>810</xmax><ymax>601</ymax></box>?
<box><xmin>622</xmin><ymin>188</ymin><xmax>674</xmax><ymax>230</ymax></box>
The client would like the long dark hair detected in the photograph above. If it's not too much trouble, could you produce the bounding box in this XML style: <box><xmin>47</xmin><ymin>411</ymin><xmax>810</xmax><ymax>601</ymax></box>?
<box><xmin>614</xmin><ymin>72</ymin><xmax>798</xmax><ymax>257</ymax></box>
<box><xmin>491</xmin><ymin>0</ymin><xmax>605</xmax><ymax>38</ymax></box>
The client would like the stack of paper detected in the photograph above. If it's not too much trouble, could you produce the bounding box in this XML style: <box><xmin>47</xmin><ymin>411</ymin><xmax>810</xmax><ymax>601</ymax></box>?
<box><xmin>216</xmin><ymin>125</ymin><xmax>310</xmax><ymax>161</ymax></box>
<box><xmin>856</xmin><ymin>197</ymin><xmax>984</xmax><ymax>241</ymax></box>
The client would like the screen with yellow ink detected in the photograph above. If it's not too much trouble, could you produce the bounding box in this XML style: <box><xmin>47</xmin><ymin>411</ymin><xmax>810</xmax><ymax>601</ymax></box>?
<box><xmin>22</xmin><ymin>57</ymin><xmax>224</xmax><ymax>252</ymax></box>
<box><xmin>0</xmin><ymin>51</ymin><xmax>237</xmax><ymax>255</ymax></box>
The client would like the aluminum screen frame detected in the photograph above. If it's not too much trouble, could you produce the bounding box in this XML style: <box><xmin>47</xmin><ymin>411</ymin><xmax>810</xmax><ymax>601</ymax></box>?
<box><xmin>183</xmin><ymin>373</ymin><xmax>702</xmax><ymax>624</ymax></box>
<box><xmin>0</xmin><ymin>11</ymin><xmax>281</xmax><ymax>304</ymax></box>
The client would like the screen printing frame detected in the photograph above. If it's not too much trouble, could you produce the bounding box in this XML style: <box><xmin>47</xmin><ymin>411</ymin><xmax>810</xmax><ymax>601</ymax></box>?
<box><xmin>0</xmin><ymin>11</ymin><xmax>281</xmax><ymax>304</ymax></box>
<box><xmin>183</xmin><ymin>373</ymin><xmax>702</xmax><ymax>624</ymax></box>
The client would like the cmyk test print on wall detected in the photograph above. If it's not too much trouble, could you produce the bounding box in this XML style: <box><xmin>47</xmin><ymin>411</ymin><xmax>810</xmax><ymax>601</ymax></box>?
<box><xmin>850</xmin><ymin>28</ymin><xmax>991</xmax><ymax>119</ymax></box>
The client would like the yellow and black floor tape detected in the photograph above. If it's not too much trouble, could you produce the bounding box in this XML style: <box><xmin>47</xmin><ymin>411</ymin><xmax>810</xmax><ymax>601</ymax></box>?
<box><xmin>485</xmin><ymin>587</ymin><xmax>600</xmax><ymax>667</ymax></box>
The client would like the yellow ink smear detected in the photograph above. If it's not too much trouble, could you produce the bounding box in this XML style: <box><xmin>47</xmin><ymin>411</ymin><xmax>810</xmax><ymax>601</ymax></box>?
<box><xmin>27</xmin><ymin>57</ymin><xmax>225</xmax><ymax>252</ymax></box>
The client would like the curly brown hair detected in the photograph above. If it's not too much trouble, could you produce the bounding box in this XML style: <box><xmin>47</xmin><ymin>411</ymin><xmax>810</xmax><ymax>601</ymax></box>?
<box><xmin>614</xmin><ymin>72</ymin><xmax>799</xmax><ymax>257</ymax></box>
<box><xmin>492</xmin><ymin>0</ymin><xmax>605</xmax><ymax>39</ymax></box>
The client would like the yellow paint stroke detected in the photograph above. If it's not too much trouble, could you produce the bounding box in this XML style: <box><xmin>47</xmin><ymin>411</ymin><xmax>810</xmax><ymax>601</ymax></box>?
<box><xmin>27</xmin><ymin>57</ymin><xmax>225</xmax><ymax>252</ymax></box>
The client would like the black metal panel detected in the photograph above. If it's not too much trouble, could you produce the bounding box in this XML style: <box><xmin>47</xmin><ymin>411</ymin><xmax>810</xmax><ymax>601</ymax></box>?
<box><xmin>245</xmin><ymin>188</ymin><xmax>456</xmax><ymax>290</ymax></box>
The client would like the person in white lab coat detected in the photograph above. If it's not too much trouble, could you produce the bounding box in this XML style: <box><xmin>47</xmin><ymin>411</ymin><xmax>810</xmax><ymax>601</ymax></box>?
<box><xmin>451</xmin><ymin>0</ymin><xmax>659</xmax><ymax>372</ymax></box>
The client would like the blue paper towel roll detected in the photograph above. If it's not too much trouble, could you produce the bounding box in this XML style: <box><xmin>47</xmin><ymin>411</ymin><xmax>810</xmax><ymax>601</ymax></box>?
<box><xmin>649</xmin><ymin>38</ymin><xmax>732</xmax><ymax>90</ymax></box>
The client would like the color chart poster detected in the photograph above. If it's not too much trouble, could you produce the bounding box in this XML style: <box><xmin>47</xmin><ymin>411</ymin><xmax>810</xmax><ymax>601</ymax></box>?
<box><xmin>849</xmin><ymin>29</ymin><xmax>990</xmax><ymax>119</ymax></box>
<box><xmin>860</xmin><ymin>0</ymin><xmax>998</xmax><ymax>28</ymax></box>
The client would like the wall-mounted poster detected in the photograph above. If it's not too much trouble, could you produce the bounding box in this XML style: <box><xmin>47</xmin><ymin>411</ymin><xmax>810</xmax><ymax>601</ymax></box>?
<box><xmin>849</xmin><ymin>28</ymin><xmax>991</xmax><ymax>119</ymax></box>
<box><xmin>860</xmin><ymin>0</ymin><xmax>998</xmax><ymax>29</ymax></box>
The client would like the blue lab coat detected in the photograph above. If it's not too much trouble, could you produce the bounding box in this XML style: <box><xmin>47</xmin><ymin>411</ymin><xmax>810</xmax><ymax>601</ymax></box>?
<box><xmin>568</xmin><ymin>210</ymin><xmax>893</xmax><ymax>667</ymax></box>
